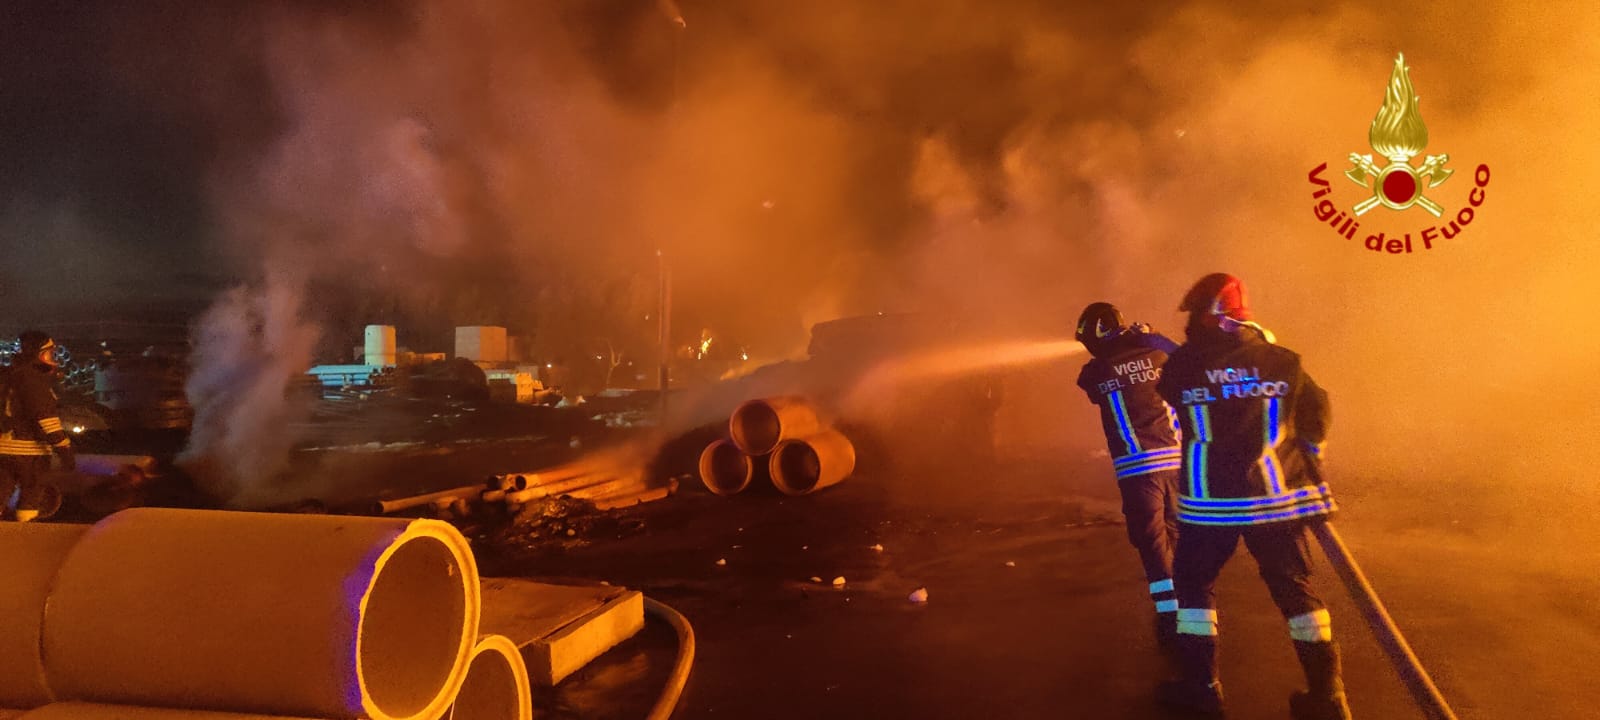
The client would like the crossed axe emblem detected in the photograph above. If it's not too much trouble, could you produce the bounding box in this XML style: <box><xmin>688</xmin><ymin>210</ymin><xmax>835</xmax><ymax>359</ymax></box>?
<box><xmin>1345</xmin><ymin>153</ymin><xmax>1453</xmax><ymax>217</ymax></box>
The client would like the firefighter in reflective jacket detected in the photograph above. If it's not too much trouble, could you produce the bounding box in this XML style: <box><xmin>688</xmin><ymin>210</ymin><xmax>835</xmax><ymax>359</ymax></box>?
<box><xmin>1</xmin><ymin>331</ymin><xmax>76</xmax><ymax>522</ymax></box>
<box><xmin>1154</xmin><ymin>274</ymin><xmax>1350</xmax><ymax>720</ymax></box>
<box><xmin>1074</xmin><ymin>302</ymin><xmax>1183</xmax><ymax>648</ymax></box>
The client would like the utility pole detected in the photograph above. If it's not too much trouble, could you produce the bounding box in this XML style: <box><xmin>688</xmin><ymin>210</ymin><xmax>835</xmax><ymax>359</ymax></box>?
<box><xmin>657</xmin><ymin>250</ymin><xmax>671</xmax><ymax>418</ymax></box>
<box><xmin>655</xmin><ymin>1</ymin><xmax>685</xmax><ymax>423</ymax></box>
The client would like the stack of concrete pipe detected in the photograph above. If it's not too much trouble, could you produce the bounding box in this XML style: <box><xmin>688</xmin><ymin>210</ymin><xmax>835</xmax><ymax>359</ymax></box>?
<box><xmin>698</xmin><ymin>396</ymin><xmax>857</xmax><ymax>496</ymax></box>
<box><xmin>0</xmin><ymin>510</ymin><xmax>532</xmax><ymax>720</ymax></box>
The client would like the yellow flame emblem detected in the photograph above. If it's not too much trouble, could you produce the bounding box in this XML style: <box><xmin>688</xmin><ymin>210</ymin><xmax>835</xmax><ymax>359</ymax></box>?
<box><xmin>1344</xmin><ymin>53</ymin><xmax>1453</xmax><ymax>216</ymax></box>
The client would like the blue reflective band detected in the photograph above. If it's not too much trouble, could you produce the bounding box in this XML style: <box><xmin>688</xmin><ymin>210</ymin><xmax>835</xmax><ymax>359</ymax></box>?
<box><xmin>1262</xmin><ymin>451</ymin><xmax>1283</xmax><ymax>495</ymax></box>
<box><xmin>1109</xmin><ymin>391</ymin><xmax>1140</xmax><ymax>454</ymax></box>
<box><xmin>1179</xmin><ymin>483</ymin><xmax>1332</xmax><ymax>509</ymax></box>
<box><xmin>1265</xmin><ymin>397</ymin><xmax>1281</xmax><ymax>445</ymax></box>
<box><xmin>1116</xmin><ymin>459</ymin><xmax>1181</xmax><ymax>478</ymax></box>
<box><xmin>1178</xmin><ymin>498</ymin><xmax>1337</xmax><ymax>526</ymax></box>
<box><xmin>1114</xmin><ymin>447</ymin><xmax>1182</xmax><ymax>469</ymax></box>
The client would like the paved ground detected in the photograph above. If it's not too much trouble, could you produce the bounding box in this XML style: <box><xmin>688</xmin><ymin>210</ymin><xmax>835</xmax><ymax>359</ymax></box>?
<box><xmin>482</xmin><ymin>451</ymin><xmax>1598</xmax><ymax>720</ymax></box>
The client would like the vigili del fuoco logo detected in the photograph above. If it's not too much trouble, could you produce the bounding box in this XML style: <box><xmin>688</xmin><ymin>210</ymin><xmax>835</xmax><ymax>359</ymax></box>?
<box><xmin>1307</xmin><ymin>53</ymin><xmax>1490</xmax><ymax>255</ymax></box>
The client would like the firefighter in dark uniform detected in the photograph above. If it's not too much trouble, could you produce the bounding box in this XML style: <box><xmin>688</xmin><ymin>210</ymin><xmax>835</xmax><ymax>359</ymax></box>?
<box><xmin>1074</xmin><ymin>302</ymin><xmax>1184</xmax><ymax>648</ymax></box>
<box><xmin>1154</xmin><ymin>274</ymin><xmax>1349</xmax><ymax>719</ymax></box>
<box><xmin>1</xmin><ymin>331</ymin><xmax>76</xmax><ymax>522</ymax></box>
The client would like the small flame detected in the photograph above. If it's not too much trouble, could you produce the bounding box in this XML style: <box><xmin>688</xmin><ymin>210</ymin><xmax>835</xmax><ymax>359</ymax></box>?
<box><xmin>1368</xmin><ymin>53</ymin><xmax>1429</xmax><ymax>162</ymax></box>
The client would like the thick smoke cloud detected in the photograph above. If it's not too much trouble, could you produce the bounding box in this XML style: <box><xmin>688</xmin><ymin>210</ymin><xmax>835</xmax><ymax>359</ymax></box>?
<box><xmin>2</xmin><ymin>0</ymin><xmax>1596</xmax><ymax>516</ymax></box>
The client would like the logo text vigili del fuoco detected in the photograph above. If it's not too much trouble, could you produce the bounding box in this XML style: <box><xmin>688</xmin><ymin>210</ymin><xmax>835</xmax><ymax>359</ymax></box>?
<box><xmin>1307</xmin><ymin>53</ymin><xmax>1490</xmax><ymax>255</ymax></box>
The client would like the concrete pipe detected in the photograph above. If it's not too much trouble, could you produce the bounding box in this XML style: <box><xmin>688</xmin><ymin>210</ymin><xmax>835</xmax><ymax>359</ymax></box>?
<box><xmin>0</xmin><ymin>523</ymin><xmax>89</xmax><ymax>708</ymax></box>
<box><xmin>42</xmin><ymin>508</ymin><xmax>480</xmax><ymax>720</ymax></box>
<box><xmin>447</xmin><ymin>636</ymin><xmax>531</xmax><ymax>720</ymax></box>
<box><xmin>768</xmin><ymin>429</ymin><xmax>856</xmax><ymax>496</ymax></box>
<box><xmin>729</xmin><ymin>396</ymin><xmax>822</xmax><ymax>456</ymax></box>
<box><xmin>698</xmin><ymin>439</ymin><xmax>757</xmax><ymax>496</ymax></box>
<box><xmin>20</xmin><ymin>703</ymin><xmax>322</xmax><ymax>719</ymax></box>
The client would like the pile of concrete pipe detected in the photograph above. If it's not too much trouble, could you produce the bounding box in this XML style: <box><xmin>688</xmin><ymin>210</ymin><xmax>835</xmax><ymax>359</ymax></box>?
<box><xmin>698</xmin><ymin>396</ymin><xmax>857</xmax><ymax>497</ymax></box>
<box><xmin>373</xmin><ymin>462</ymin><xmax>676</xmax><ymax>520</ymax></box>
<box><xmin>0</xmin><ymin>509</ymin><xmax>531</xmax><ymax>720</ymax></box>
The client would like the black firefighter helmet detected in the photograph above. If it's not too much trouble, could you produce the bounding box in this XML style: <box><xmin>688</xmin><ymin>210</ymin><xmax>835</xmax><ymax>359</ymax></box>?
<box><xmin>1074</xmin><ymin>302</ymin><xmax>1126</xmax><ymax>355</ymax></box>
<box><xmin>17</xmin><ymin>330</ymin><xmax>58</xmax><ymax>366</ymax></box>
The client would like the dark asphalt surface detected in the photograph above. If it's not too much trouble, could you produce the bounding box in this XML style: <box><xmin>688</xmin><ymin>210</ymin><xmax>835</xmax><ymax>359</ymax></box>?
<box><xmin>477</xmin><ymin>450</ymin><xmax>1595</xmax><ymax>720</ymax></box>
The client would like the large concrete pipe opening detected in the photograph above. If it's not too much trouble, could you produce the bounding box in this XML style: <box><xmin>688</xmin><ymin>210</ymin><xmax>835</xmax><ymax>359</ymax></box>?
<box><xmin>447</xmin><ymin>636</ymin><xmax>531</xmax><ymax>720</ymax></box>
<box><xmin>769</xmin><ymin>430</ymin><xmax>857</xmax><ymax>496</ymax></box>
<box><xmin>358</xmin><ymin>535</ymin><xmax>472</xmax><ymax>720</ymax></box>
<box><xmin>18</xmin><ymin>702</ymin><xmax>322</xmax><ymax>719</ymax></box>
<box><xmin>43</xmin><ymin>509</ymin><xmax>479</xmax><ymax>720</ymax></box>
<box><xmin>0</xmin><ymin>523</ymin><xmax>89</xmax><ymax>708</ymax></box>
<box><xmin>729</xmin><ymin>396</ymin><xmax>821</xmax><ymax>456</ymax></box>
<box><xmin>698</xmin><ymin>439</ymin><xmax>756</xmax><ymax>496</ymax></box>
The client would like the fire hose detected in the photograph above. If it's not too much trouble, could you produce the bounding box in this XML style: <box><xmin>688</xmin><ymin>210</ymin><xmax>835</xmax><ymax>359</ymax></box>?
<box><xmin>642</xmin><ymin>596</ymin><xmax>696</xmax><ymax>720</ymax></box>
<box><xmin>1310</xmin><ymin>519</ymin><xmax>1459</xmax><ymax>720</ymax></box>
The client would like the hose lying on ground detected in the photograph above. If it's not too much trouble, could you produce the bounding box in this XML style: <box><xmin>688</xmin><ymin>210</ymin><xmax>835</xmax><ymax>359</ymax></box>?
<box><xmin>1311</xmin><ymin>520</ymin><xmax>1459</xmax><ymax>720</ymax></box>
<box><xmin>642</xmin><ymin>597</ymin><xmax>696</xmax><ymax>720</ymax></box>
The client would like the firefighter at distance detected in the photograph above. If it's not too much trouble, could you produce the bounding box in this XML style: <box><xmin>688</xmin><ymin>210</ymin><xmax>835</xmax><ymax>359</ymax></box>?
<box><xmin>1074</xmin><ymin>302</ymin><xmax>1184</xmax><ymax>649</ymax></box>
<box><xmin>1154</xmin><ymin>274</ymin><xmax>1350</xmax><ymax>720</ymax></box>
<box><xmin>1</xmin><ymin>331</ymin><xmax>76</xmax><ymax>522</ymax></box>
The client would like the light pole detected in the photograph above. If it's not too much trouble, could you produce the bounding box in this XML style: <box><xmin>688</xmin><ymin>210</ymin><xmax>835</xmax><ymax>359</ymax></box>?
<box><xmin>655</xmin><ymin>1</ymin><xmax>685</xmax><ymax>422</ymax></box>
<box><xmin>657</xmin><ymin>250</ymin><xmax>671</xmax><ymax>414</ymax></box>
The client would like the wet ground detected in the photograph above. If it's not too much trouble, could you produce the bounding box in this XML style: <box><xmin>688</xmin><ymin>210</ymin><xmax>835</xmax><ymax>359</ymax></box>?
<box><xmin>476</xmin><ymin>452</ymin><xmax>1599</xmax><ymax>720</ymax></box>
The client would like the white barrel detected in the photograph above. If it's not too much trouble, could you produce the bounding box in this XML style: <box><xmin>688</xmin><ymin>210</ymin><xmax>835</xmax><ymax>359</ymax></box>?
<box><xmin>364</xmin><ymin>325</ymin><xmax>397</xmax><ymax>367</ymax></box>
<box><xmin>42</xmin><ymin>509</ymin><xmax>479</xmax><ymax>720</ymax></box>
<box><xmin>447</xmin><ymin>635</ymin><xmax>531</xmax><ymax>720</ymax></box>
<box><xmin>0</xmin><ymin>524</ymin><xmax>89</xmax><ymax>708</ymax></box>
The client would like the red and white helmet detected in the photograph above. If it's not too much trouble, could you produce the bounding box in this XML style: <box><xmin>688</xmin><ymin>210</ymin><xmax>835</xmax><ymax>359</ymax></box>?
<box><xmin>1179</xmin><ymin>273</ymin><xmax>1274</xmax><ymax>342</ymax></box>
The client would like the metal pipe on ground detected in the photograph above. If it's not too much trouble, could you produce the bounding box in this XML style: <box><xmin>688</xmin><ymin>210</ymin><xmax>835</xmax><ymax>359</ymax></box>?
<box><xmin>0</xmin><ymin>523</ymin><xmax>89</xmax><ymax>708</ymax></box>
<box><xmin>768</xmin><ymin>429</ymin><xmax>856</xmax><ymax>496</ymax></box>
<box><xmin>501</xmin><ymin>473</ymin><xmax>619</xmax><ymax>504</ymax></box>
<box><xmin>490</xmin><ymin>476</ymin><xmax>526</xmax><ymax>493</ymax></box>
<box><xmin>728</xmin><ymin>396</ymin><xmax>822</xmax><ymax>456</ymax></box>
<box><xmin>697</xmin><ymin>439</ymin><xmax>759</xmax><ymax>496</ymax></box>
<box><xmin>446</xmin><ymin>635</ymin><xmax>531</xmax><ymax>720</ymax></box>
<box><xmin>559</xmin><ymin>473</ymin><xmax>647</xmax><ymax>501</ymax></box>
<box><xmin>494</xmin><ymin>462</ymin><xmax>598</xmax><ymax>489</ymax></box>
<box><xmin>18</xmin><ymin>703</ymin><xmax>322</xmax><ymax>719</ymax></box>
<box><xmin>593</xmin><ymin>480</ymin><xmax>678</xmax><ymax>511</ymax></box>
<box><xmin>42</xmin><ymin>508</ymin><xmax>480</xmax><ymax>720</ymax></box>
<box><xmin>370</xmin><ymin>484</ymin><xmax>486</xmax><ymax>515</ymax></box>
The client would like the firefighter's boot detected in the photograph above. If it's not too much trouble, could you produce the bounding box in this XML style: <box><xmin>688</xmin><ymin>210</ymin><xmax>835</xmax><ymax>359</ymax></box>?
<box><xmin>1154</xmin><ymin>612</ymin><xmax>1180</xmax><ymax>655</ymax></box>
<box><xmin>1289</xmin><ymin>640</ymin><xmax>1352</xmax><ymax>720</ymax></box>
<box><xmin>1156</xmin><ymin>635</ymin><xmax>1224</xmax><ymax>716</ymax></box>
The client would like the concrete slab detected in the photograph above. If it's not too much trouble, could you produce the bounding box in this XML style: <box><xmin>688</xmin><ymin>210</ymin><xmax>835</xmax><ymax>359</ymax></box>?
<box><xmin>479</xmin><ymin>579</ymin><xmax>646</xmax><ymax>687</ymax></box>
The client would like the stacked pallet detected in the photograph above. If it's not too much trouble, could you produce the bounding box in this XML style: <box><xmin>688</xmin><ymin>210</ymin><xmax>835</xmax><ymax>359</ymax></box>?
<box><xmin>698</xmin><ymin>396</ymin><xmax>857</xmax><ymax>496</ymax></box>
